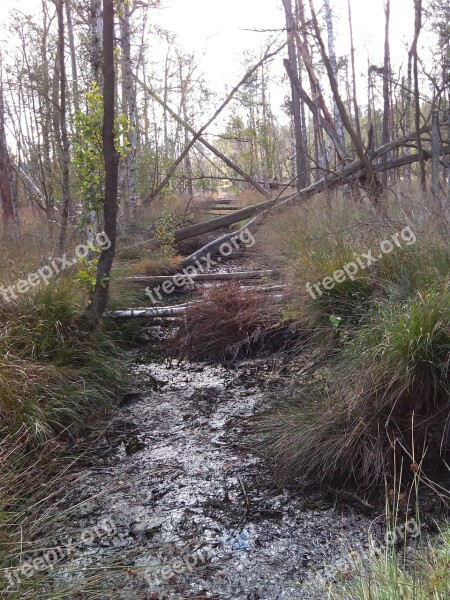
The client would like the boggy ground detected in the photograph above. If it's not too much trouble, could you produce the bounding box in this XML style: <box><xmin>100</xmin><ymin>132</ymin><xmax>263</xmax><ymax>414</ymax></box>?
<box><xmin>17</xmin><ymin>238</ymin><xmax>444</xmax><ymax>600</ymax></box>
<box><xmin>33</xmin><ymin>320</ymin><xmax>385</xmax><ymax>600</ymax></box>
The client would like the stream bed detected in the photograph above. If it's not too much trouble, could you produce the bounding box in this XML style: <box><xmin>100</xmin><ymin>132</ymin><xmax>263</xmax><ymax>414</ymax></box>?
<box><xmin>39</xmin><ymin>324</ymin><xmax>383</xmax><ymax>600</ymax></box>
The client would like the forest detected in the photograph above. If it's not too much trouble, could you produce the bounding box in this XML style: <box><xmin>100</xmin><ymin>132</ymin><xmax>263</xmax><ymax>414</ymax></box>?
<box><xmin>0</xmin><ymin>0</ymin><xmax>449</xmax><ymax>598</ymax></box>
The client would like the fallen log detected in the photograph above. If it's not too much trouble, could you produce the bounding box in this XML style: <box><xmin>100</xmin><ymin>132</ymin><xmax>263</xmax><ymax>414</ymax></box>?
<box><xmin>118</xmin><ymin>270</ymin><xmax>275</xmax><ymax>285</ymax></box>
<box><xmin>105</xmin><ymin>294</ymin><xmax>284</xmax><ymax>319</ymax></box>
<box><xmin>105</xmin><ymin>304</ymin><xmax>193</xmax><ymax>319</ymax></box>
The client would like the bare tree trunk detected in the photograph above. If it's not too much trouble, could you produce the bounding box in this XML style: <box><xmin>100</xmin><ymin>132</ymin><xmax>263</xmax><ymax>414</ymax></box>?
<box><xmin>65</xmin><ymin>0</ymin><xmax>80</xmax><ymax>114</ymax></box>
<box><xmin>55</xmin><ymin>0</ymin><xmax>73</xmax><ymax>253</ymax></box>
<box><xmin>410</xmin><ymin>0</ymin><xmax>426</xmax><ymax>193</ymax></box>
<box><xmin>347</xmin><ymin>0</ymin><xmax>361</xmax><ymax>141</ymax></box>
<box><xmin>283</xmin><ymin>58</ymin><xmax>345</xmax><ymax>160</ymax></box>
<box><xmin>40</xmin><ymin>1</ymin><xmax>56</xmax><ymax>223</ymax></box>
<box><xmin>89</xmin><ymin>0</ymin><xmax>103</xmax><ymax>84</ymax></box>
<box><xmin>120</xmin><ymin>0</ymin><xmax>138</xmax><ymax>226</ymax></box>
<box><xmin>86</xmin><ymin>0</ymin><xmax>103</xmax><ymax>242</ymax></box>
<box><xmin>381</xmin><ymin>0</ymin><xmax>391</xmax><ymax>188</ymax></box>
<box><xmin>447</xmin><ymin>106</ymin><xmax>450</xmax><ymax>207</ymax></box>
<box><xmin>282</xmin><ymin>0</ymin><xmax>308</xmax><ymax>189</ymax></box>
<box><xmin>0</xmin><ymin>54</ymin><xmax>20</xmax><ymax>239</ymax></box>
<box><xmin>178</xmin><ymin>59</ymin><xmax>194</xmax><ymax>196</ymax></box>
<box><xmin>309</xmin><ymin>0</ymin><xmax>382</xmax><ymax>205</ymax></box>
<box><xmin>431</xmin><ymin>111</ymin><xmax>440</xmax><ymax>197</ymax></box>
<box><xmin>324</xmin><ymin>0</ymin><xmax>345</xmax><ymax>157</ymax></box>
<box><xmin>87</xmin><ymin>0</ymin><xmax>119</xmax><ymax>325</ymax></box>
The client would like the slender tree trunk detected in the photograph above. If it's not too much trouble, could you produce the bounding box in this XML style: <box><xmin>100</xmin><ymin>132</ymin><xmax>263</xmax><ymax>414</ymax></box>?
<box><xmin>324</xmin><ymin>0</ymin><xmax>345</xmax><ymax>158</ymax></box>
<box><xmin>348</xmin><ymin>0</ymin><xmax>361</xmax><ymax>142</ymax></box>
<box><xmin>120</xmin><ymin>0</ymin><xmax>138</xmax><ymax>226</ymax></box>
<box><xmin>40</xmin><ymin>2</ymin><xmax>56</xmax><ymax>222</ymax></box>
<box><xmin>447</xmin><ymin>106</ymin><xmax>450</xmax><ymax>207</ymax></box>
<box><xmin>410</xmin><ymin>0</ymin><xmax>426</xmax><ymax>192</ymax></box>
<box><xmin>55</xmin><ymin>0</ymin><xmax>73</xmax><ymax>253</ymax></box>
<box><xmin>309</xmin><ymin>0</ymin><xmax>383</xmax><ymax>205</ymax></box>
<box><xmin>282</xmin><ymin>0</ymin><xmax>308</xmax><ymax>190</ymax></box>
<box><xmin>86</xmin><ymin>0</ymin><xmax>119</xmax><ymax>324</ymax></box>
<box><xmin>0</xmin><ymin>55</ymin><xmax>20</xmax><ymax>239</ymax></box>
<box><xmin>89</xmin><ymin>0</ymin><xmax>103</xmax><ymax>84</ymax></box>
<box><xmin>87</xmin><ymin>0</ymin><xmax>103</xmax><ymax>242</ymax></box>
<box><xmin>431</xmin><ymin>111</ymin><xmax>440</xmax><ymax>197</ymax></box>
<box><xmin>65</xmin><ymin>0</ymin><xmax>80</xmax><ymax>114</ymax></box>
<box><xmin>381</xmin><ymin>0</ymin><xmax>391</xmax><ymax>188</ymax></box>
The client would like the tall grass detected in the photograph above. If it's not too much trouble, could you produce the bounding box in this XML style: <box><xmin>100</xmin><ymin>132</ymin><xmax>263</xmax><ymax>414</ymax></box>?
<box><xmin>257</xmin><ymin>191</ymin><xmax>450</xmax><ymax>487</ymax></box>
<box><xmin>0</xmin><ymin>280</ymin><xmax>125</xmax><ymax>443</ymax></box>
<box><xmin>0</xmin><ymin>254</ymin><xmax>127</xmax><ymax>597</ymax></box>
<box><xmin>327</xmin><ymin>524</ymin><xmax>450</xmax><ymax>599</ymax></box>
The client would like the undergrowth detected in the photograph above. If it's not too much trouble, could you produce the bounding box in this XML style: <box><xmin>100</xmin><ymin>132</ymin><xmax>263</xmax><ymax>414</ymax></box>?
<box><xmin>257</xmin><ymin>191</ymin><xmax>450</xmax><ymax>488</ymax></box>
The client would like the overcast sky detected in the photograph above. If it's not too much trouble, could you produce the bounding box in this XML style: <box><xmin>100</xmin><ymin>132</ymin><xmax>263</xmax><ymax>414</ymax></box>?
<box><xmin>1</xmin><ymin>0</ymin><xmax>436</xmax><ymax>121</ymax></box>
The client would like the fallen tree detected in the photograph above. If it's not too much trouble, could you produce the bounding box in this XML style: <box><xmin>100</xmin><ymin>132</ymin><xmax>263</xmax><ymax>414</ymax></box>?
<box><xmin>179</xmin><ymin>144</ymin><xmax>450</xmax><ymax>269</ymax></box>
<box><xmin>135</xmin><ymin>77</ymin><xmax>273</xmax><ymax>199</ymax></box>
<box><xmin>119</xmin><ymin>270</ymin><xmax>275</xmax><ymax>285</ymax></box>
<box><xmin>172</xmin><ymin>126</ymin><xmax>443</xmax><ymax>242</ymax></box>
<box><xmin>121</xmin><ymin>123</ymin><xmax>448</xmax><ymax>260</ymax></box>
<box><xmin>105</xmin><ymin>293</ymin><xmax>284</xmax><ymax>319</ymax></box>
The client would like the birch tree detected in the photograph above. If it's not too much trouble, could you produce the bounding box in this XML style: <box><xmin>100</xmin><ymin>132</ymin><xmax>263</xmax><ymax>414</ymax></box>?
<box><xmin>324</xmin><ymin>0</ymin><xmax>345</xmax><ymax>156</ymax></box>
<box><xmin>54</xmin><ymin>0</ymin><xmax>73</xmax><ymax>252</ymax></box>
<box><xmin>0</xmin><ymin>54</ymin><xmax>20</xmax><ymax>239</ymax></box>
<box><xmin>120</xmin><ymin>0</ymin><xmax>138</xmax><ymax>225</ymax></box>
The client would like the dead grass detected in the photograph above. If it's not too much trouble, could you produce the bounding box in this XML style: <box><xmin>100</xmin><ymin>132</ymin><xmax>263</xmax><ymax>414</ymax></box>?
<box><xmin>176</xmin><ymin>284</ymin><xmax>281</xmax><ymax>361</ymax></box>
<box><xmin>131</xmin><ymin>254</ymin><xmax>184</xmax><ymax>276</ymax></box>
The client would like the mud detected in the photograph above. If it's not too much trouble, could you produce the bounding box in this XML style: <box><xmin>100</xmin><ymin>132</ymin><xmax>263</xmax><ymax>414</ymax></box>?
<box><xmin>35</xmin><ymin>340</ymin><xmax>384</xmax><ymax>600</ymax></box>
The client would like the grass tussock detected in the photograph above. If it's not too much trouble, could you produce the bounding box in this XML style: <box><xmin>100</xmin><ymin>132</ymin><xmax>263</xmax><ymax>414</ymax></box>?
<box><xmin>0</xmin><ymin>279</ymin><xmax>125</xmax><ymax>444</ymax></box>
<box><xmin>258</xmin><ymin>191</ymin><xmax>450</xmax><ymax>487</ymax></box>
<box><xmin>0</xmin><ymin>253</ymin><xmax>127</xmax><ymax>596</ymax></box>
<box><xmin>176</xmin><ymin>284</ymin><xmax>281</xmax><ymax>360</ymax></box>
<box><xmin>328</xmin><ymin>524</ymin><xmax>450</xmax><ymax>599</ymax></box>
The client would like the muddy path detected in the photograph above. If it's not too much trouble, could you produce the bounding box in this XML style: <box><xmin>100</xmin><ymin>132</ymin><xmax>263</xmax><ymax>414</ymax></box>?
<box><xmin>32</xmin><ymin>248</ymin><xmax>382</xmax><ymax>600</ymax></box>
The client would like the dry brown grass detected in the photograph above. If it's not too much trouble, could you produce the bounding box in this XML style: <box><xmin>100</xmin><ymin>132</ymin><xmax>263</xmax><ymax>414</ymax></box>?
<box><xmin>234</xmin><ymin>188</ymin><xmax>274</xmax><ymax>208</ymax></box>
<box><xmin>131</xmin><ymin>254</ymin><xmax>184</xmax><ymax>276</ymax></box>
<box><xmin>176</xmin><ymin>284</ymin><xmax>281</xmax><ymax>361</ymax></box>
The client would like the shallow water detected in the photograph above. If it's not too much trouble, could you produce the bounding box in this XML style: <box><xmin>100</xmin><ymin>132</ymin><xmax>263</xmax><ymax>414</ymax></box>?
<box><xmin>35</xmin><ymin>341</ymin><xmax>382</xmax><ymax>600</ymax></box>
